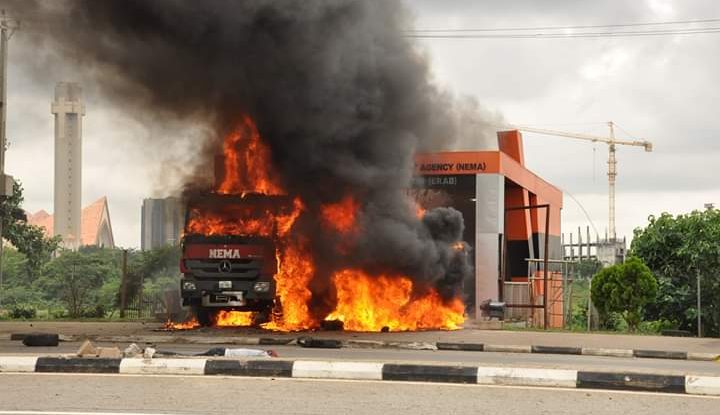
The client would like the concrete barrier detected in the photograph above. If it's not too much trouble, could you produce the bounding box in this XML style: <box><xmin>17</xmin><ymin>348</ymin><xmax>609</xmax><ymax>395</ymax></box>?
<box><xmin>1</xmin><ymin>354</ymin><xmax>717</xmax><ymax>396</ymax></box>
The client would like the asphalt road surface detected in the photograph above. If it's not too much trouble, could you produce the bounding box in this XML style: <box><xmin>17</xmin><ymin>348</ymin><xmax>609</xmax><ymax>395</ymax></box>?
<box><xmin>0</xmin><ymin>373</ymin><xmax>717</xmax><ymax>415</ymax></box>
<box><xmin>1</xmin><ymin>340</ymin><xmax>719</xmax><ymax>376</ymax></box>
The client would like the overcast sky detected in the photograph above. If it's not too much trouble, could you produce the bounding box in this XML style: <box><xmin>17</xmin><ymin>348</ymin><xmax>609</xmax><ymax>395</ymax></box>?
<box><xmin>6</xmin><ymin>0</ymin><xmax>720</xmax><ymax>248</ymax></box>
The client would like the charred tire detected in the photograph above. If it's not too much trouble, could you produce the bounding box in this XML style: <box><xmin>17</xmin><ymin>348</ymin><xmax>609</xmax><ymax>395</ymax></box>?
<box><xmin>192</xmin><ymin>306</ymin><xmax>214</xmax><ymax>327</ymax></box>
<box><xmin>22</xmin><ymin>333</ymin><xmax>60</xmax><ymax>347</ymax></box>
<box><xmin>253</xmin><ymin>309</ymin><xmax>270</xmax><ymax>326</ymax></box>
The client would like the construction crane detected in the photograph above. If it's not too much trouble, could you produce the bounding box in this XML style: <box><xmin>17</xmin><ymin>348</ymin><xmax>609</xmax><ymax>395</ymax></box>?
<box><xmin>509</xmin><ymin>122</ymin><xmax>652</xmax><ymax>240</ymax></box>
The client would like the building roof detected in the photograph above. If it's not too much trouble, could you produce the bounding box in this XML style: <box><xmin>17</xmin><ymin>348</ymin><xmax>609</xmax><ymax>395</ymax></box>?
<box><xmin>27</xmin><ymin>197</ymin><xmax>115</xmax><ymax>248</ymax></box>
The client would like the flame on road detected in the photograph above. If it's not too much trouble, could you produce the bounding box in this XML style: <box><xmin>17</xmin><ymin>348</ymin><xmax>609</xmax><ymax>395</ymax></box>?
<box><xmin>326</xmin><ymin>269</ymin><xmax>465</xmax><ymax>331</ymax></box>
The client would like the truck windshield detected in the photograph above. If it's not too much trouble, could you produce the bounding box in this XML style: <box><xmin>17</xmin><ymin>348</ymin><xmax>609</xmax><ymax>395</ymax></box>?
<box><xmin>185</xmin><ymin>193</ymin><xmax>296</xmax><ymax>237</ymax></box>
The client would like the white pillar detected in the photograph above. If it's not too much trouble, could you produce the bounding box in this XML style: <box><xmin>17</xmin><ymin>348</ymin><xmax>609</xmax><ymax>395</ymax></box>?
<box><xmin>51</xmin><ymin>82</ymin><xmax>85</xmax><ymax>250</ymax></box>
<box><xmin>474</xmin><ymin>174</ymin><xmax>504</xmax><ymax>317</ymax></box>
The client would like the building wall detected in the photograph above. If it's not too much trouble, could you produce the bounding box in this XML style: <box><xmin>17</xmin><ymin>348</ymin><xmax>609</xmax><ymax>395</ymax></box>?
<box><xmin>51</xmin><ymin>82</ymin><xmax>85</xmax><ymax>250</ymax></box>
<box><xmin>141</xmin><ymin>197</ymin><xmax>184</xmax><ymax>250</ymax></box>
<box><xmin>414</xmin><ymin>131</ymin><xmax>564</xmax><ymax>321</ymax></box>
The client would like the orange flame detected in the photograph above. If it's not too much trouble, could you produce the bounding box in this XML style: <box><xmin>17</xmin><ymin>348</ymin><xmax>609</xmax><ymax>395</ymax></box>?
<box><xmin>263</xmin><ymin>240</ymin><xmax>317</xmax><ymax>331</ymax></box>
<box><xmin>165</xmin><ymin>318</ymin><xmax>200</xmax><ymax>330</ymax></box>
<box><xmin>218</xmin><ymin>115</ymin><xmax>282</xmax><ymax>196</ymax></box>
<box><xmin>185</xmin><ymin>196</ymin><xmax>303</xmax><ymax>238</ymax></box>
<box><xmin>320</xmin><ymin>195</ymin><xmax>358</xmax><ymax>234</ymax></box>
<box><xmin>215</xmin><ymin>310</ymin><xmax>255</xmax><ymax>327</ymax></box>
<box><xmin>325</xmin><ymin>269</ymin><xmax>465</xmax><ymax>332</ymax></box>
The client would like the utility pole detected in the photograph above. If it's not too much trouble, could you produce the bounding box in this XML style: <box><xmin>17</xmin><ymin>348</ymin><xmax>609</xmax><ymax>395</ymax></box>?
<box><xmin>120</xmin><ymin>249</ymin><xmax>128</xmax><ymax>318</ymax></box>
<box><xmin>697</xmin><ymin>271</ymin><xmax>702</xmax><ymax>337</ymax></box>
<box><xmin>607</xmin><ymin>122</ymin><xmax>617</xmax><ymax>241</ymax></box>
<box><xmin>0</xmin><ymin>10</ymin><xmax>19</xmax><ymax>309</ymax></box>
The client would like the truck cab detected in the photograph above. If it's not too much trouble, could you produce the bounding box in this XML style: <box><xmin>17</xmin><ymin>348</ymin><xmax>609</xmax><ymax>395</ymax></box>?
<box><xmin>179</xmin><ymin>193</ymin><xmax>292</xmax><ymax>326</ymax></box>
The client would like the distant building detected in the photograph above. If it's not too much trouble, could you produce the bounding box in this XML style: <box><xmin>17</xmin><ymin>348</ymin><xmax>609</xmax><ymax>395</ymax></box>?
<box><xmin>51</xmin><ymin>82</ymin><xmax>86</xmax><ymax>250</ymax></box>
<box><xmin>28</xmin><ymin>196</ymin><xmax>115</xmax><ymax>248</ymax></box>
<box><xmin>562</xmin><ymin>227</ymin><xmax>626</xmax><ymax>266</ymax></box>
<box><xmin>141</xmin><ymin>197</ymin><xmax>184</xmax><ymax>250</ymax></box>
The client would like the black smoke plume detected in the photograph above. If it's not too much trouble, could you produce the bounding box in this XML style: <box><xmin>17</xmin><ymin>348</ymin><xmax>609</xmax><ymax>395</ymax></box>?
<box><xmin>12</xmin><ymin>0</ymin><xmax>477</xmax><ymax>317</ymax></box>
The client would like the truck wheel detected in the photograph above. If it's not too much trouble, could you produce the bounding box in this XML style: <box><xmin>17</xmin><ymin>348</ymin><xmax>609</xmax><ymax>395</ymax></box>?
<box><xmin>253</xmin><ymin>309</ymin><xmax>270</xmax><ymax>326</ymax></box>
<box><xmin>192</xmin><ymin>307</ymin><xmax>213</xmax><ymax>327</ymax></box>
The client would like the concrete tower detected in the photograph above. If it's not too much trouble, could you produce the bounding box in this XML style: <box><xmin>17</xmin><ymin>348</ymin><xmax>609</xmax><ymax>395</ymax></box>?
<box><xmin>51</xmin><ymin>82</ymin><xmax>85</xmax><ymax>250</ymax></box>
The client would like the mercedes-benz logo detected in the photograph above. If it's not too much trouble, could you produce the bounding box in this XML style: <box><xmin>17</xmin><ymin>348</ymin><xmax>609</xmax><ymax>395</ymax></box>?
<box><xmin>218</xmin><ymin>260</ymin><xmax>232</xmax><ymax>273</ymax></box>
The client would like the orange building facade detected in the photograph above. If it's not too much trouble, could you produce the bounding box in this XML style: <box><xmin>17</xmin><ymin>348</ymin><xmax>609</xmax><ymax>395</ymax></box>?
<box><xmin>414</xmin><ymin>130</ymin><xmax>564</xmax><ymax>326</ymax></box>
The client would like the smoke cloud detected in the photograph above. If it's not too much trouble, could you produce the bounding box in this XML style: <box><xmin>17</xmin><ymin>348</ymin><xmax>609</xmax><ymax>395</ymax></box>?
<box><xmin>11</xmin><ymin>0</ymin><xmax>494</xmax><ymax>316</ymax></box>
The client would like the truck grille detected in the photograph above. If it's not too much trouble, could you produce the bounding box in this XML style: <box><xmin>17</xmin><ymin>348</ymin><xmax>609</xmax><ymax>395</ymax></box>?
<box><xmin>185</xmin><ymin>259</ymin><xmax>263</xmax><ymax>279</ymax></box>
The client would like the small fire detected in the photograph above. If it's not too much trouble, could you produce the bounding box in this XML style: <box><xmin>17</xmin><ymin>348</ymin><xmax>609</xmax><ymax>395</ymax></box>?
<box><xmin>415</xmin><ymin>205</ymin><xmax>426</xmax><ymax>219</ymax></box>
<box><xmin>218</xmin><ymin>115</ymin><xmax>282</xmax><ymax>196</ymax></box>
<box><xmin>326</xmin><ymin>269</ymin><xmax>465</xmax><ymax>332</ymax></box>
<box><xmin>215</xmin><ymin>310</ymin><xmax>255</xmax><ymax>327</ymax></box>
<box><xmin>165</xmin><ymin>318</ymin><xmax>200</xmax><ymax>330</ymax></box>
<box><xmin>320</xmin><ymin>195</ymin><xmax>358</xmax><ymax>234</ymax></box>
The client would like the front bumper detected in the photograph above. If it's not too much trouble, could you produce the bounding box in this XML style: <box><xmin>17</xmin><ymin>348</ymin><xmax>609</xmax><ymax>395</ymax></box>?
<box><xmin>180</xmin><ymin>277</ymin><xmax>275</xmax><ymax>308</ymax></box>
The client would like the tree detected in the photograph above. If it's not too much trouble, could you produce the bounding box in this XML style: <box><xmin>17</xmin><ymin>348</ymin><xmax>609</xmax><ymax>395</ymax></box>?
<box><xmin>125</xmin><ymin>245</ymin><xmax>182</xmax><ymax>300</ymax></box>
<box><xmin>0</xmin><ymin>181</ymin><xmax>61</xmax><ymax>280</ymax></box>
<box><xmin>591</xmin><ymin>257</ymin><xmax>658</xmax><ymax>331</ymax></box>
<box><xmin>37</xmin><ymin>250</ymin><xmax>119</xmax><ymax>318</ymax></box>
<box><xmin>631</xmin><ymin>209</ymin><xmax>720</xmax><ymax>336</ymax></box>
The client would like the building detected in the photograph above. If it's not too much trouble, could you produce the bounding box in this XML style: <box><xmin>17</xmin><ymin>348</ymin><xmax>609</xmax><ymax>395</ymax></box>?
<box><xmin>562</xmin><ymin>228</ymin><xmax>627</xmax><ymax>266</ymax></box>
<box><xmin>413</xmin><ymin>130</ymin><xmax>564</xmax><ymax>326</ymax></box>
<box><xmin>51</xmin><ymin>82</ymin><xmax>85</xmax><ymax>250</ymax></box>
<box><xmin>28</xmin><ymin>196</ymin><xmax>115</xmax><ymax>248</ymax></box>
<box><xmin>141</xmin><ymin>197</ymin><xmax>184</xmax><ymax>250</ymax></box>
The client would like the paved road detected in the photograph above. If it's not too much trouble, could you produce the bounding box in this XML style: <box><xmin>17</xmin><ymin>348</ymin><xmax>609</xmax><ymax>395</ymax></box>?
<box><xmin>0</xmin><ymin>373</ymin><xmax>717</xmax><ymax>415</ymax></box>
<box><xmin>2</xmin><ymin>340</ymin><xmax>719</xmax><ymax>376</ymax></box>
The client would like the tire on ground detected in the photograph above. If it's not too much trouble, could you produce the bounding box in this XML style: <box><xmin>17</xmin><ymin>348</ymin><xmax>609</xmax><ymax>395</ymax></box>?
<box><xmin>192</xmin><ymin>306</ymin><xmax>214</xmax><ymax>327</ymax></box>
<box><xmin>22</xmin><ymin>333</ymin><xmax>60</xmax><ymax>347</ymax></box>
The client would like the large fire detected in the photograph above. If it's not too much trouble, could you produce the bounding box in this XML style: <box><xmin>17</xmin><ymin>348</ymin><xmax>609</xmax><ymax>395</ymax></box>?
<box><xmin>326</xmin><ymin>270</ymin><xmax>465</xmax><ymax>331</ymax></box>
<box><xmin>216</xmin><ymin>310</ymin><xmax>255</xmax><ymax>327</ymax></box>
<box><xmin>183</xmin><ymin>116</ymin><xmax>465</xmax><ymax>332</ymax></box>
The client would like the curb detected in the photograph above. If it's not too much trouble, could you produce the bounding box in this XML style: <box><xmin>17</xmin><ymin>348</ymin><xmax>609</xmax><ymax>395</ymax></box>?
<box><xmin>0</xmin><ymin>355</ymin><xmax>718</xmax><ymax>396</ymax></box>
<box><xmin>431</xmin><ymin>342</ymin><xmax>718</xmax><ymax>362</ymax></box>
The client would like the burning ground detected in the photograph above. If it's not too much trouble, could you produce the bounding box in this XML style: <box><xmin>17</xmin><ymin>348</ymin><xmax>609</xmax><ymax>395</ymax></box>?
<box><xmin>15</xmin><ymin>0</ymin><xmax>480</xmax><ymax>331</ymax></box>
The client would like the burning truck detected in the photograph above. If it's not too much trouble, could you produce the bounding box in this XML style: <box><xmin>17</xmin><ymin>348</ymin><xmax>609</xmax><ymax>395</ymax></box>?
<box><xmin>180</xmin><ymin>194</ymin><xmax>295</xmax><ymax>326</ymax></box>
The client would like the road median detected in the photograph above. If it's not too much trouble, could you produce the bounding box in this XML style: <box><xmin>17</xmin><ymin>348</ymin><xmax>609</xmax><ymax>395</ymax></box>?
<box><xmin>0</xmin><ymin>354</ymin><xmax>718</xmax><ymax>396</ymax></box>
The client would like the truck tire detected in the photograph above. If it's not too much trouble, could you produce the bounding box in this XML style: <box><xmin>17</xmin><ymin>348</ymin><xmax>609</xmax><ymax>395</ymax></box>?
<box><xmin>253</xmin><ymin>309</ymin><xmax>270</xmax><ymax>326</ymax></box>
<box><xmin>192</xmin><ymin>307</ymin><xmax>213</xmax><ymax>327</ymax></box>
<box><xmin>22</xmin><ymin>333</ymin><xmax>60</xmax><ymax>347</ymax></box>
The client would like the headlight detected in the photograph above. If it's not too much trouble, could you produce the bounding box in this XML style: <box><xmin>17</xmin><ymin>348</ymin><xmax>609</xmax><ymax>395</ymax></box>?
<box><xmin>253</xmin><ymin>281</ymin><xmax>270</xmax><ymax>292</ymax></box>
<box><xmin>182</xmin><ymin>281</ymin><xmax>197</xmax><ymax>291</ymax></box>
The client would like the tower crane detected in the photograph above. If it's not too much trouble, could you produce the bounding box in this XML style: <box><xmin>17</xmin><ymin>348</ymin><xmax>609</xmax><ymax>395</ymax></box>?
<box><xmin>509</xmin><ymin>122</ymin><xmax>652</xmax><ymax>241</ymax></box>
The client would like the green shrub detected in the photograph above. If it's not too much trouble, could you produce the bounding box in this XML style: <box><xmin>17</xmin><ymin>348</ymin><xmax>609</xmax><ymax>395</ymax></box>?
<box><xmin>638</xmin><ymin>319</ymin><xmax>678</xmax><ymax>334</ymax></box>
<box><xmin>81</xmin><ymin>304</ymin><xmax>107</xmax><ymax>319</ymax></box>
<box><xmin>9</xmin><ymin>305</ymin><xmax>36</xmax><ymax>319</ymax></box>
<box><xmin>591</xmin><ymin>257</ymin><xmax>658</xmax><ymax>331</ymax></box>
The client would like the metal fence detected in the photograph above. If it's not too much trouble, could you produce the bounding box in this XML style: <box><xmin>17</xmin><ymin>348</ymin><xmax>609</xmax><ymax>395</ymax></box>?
<box><xmin>122</xmin><ymin>291</ymin><xmax>166</xmax><ymax>320</ymax></box>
